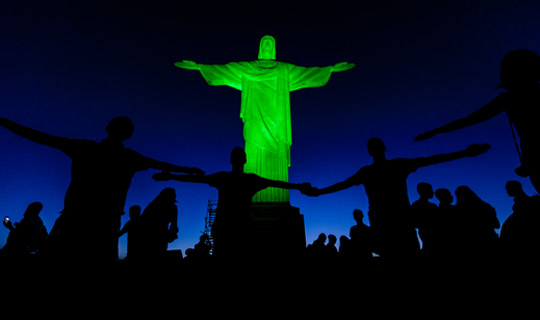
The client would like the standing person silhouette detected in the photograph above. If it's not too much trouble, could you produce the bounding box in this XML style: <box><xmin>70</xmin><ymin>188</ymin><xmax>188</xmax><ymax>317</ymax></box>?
<box><xmin>454</xmin><ymin>186</ymin><xmax>500</xmax><ymax>265</ymax></box>
<box><xmin>1</xmin><ymin>202</ymin><xmax>48</xmax><ymax>260</ymax></box>
<box><xmin>304</xmin><ymin>137</ymin><xmax>490</xmax><ymax>264</ymax></box>
<box><xmin>415</xmin><ymin>49</ymin><xmax>540</xmax><ymax>193</ymax></box>
<box><xmin>152</xmin><ymin>146</ymin><xmax>311</xmax><ymax>262</ymax></box>
<box><xmin>136</xmin><ymin>188</ymin><xmax>179</xmax><ymax>262</ymax></box>
<box><xmin>500</xmin><ymin>180</ymin><xmax>540</xmax><ymax>265</ymax></box>
<box><xmin>434</xmin><ymin>188</ymin><xmax>460</xmax><ymax>262</ymax></box>
<box><xmin>0</xmin><ymin>116</ymin><xmax>204</xmax><ymax>263</ymax></box>
<box><xmin>119</xmin><ymin>205</ymin><xmax>143</xmax><ymax>261</ymax></box>
<box><xmin>411</xmin><ymin>182</ymin><xmax>439</xmax><ymax>257</ymax></box>
<box><xmin>349</xmin><ymin>209</ymin><xmax>374</xmax><ymax>263</ymax></box>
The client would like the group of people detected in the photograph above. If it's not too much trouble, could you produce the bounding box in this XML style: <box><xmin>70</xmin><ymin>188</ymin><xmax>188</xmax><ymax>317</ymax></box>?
<box><xmin>306</xmin><ymin>179</ymin><xmax>540</xmax><ymax>270</ymax></box>
<box><xmin>0</xmin><ymin>48</ymin><xmax>539</xmax><ymax>269</ymax></box>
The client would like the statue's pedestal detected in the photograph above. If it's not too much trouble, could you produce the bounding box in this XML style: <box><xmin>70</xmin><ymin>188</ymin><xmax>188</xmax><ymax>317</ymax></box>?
<box><xmin>250</xmin><ymin>203</ymin><xmax>306</xmax><ymax>260</ymax></box>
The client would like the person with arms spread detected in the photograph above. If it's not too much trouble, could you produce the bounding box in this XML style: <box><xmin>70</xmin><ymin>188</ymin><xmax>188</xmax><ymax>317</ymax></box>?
<box><xmin>153</xmin><ymin>146</ymin><xmax>311</xmax><ymax>262</ymax></box>
<box><xmin>0</xmin><ymin>116</ymin><xmax>204</xmax><ymax>263</ymax></box>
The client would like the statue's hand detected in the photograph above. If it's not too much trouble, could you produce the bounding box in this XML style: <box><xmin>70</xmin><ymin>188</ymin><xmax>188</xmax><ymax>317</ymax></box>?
<box><xmin>174</xmin><ymin>60</ymin><xmax>201</xmax><ymax>70</ymax></box>
<box><xmin>332</xmin><ymin>62</ymin><xmax>355</xmax><ymax>72</ymax></box>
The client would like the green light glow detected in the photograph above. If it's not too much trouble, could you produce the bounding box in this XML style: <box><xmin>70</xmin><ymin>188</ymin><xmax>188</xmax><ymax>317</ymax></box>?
<box><xmin>175</xmin><ymin>35</ymin><xmax>354</xmax><ymax>203</ymax></box>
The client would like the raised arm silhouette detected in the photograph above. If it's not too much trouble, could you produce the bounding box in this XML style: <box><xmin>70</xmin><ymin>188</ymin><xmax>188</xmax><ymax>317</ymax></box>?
<box><xmin>304</xmin><ymin>137</ymin><xmax>490</xmax><ymax>264</ymax></box>
<box><xmin>415</xmin><ymin>49</ymin><xmax>540</xmax><ymax>193</ymax></box>
<box><xmin>153</xmin><ymin>146</ymin><xmax>311</xmax><ymax>262</ymax></box>
<box><xmin>0</xmin><ymin>116</ymin><xmax>204</xmax><ymax>264</ymax></box>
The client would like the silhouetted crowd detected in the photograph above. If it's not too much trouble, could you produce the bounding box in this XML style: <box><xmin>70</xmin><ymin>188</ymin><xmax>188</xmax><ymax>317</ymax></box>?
<box><xmin>2</xmin><ymin>179</ymin><xmax>539</xmax><ymax>271</ymax></box>
<box><xmin>1</xmin><ymin>48</ymin><xmax>540</xmax><ymax>276</ymax></box>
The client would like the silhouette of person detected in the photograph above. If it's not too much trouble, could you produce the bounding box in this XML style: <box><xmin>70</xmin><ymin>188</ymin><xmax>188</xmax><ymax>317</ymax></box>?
<box><xmin>0</xmin><ymin>116</ymin><xmax>204</xmax><ymax>263</ymax></box>
<box><xmin>190</xmin><ymin>234</ymin><xmax>212</xmax><ymax>263</ymax></box>
<box><xmin>326</xmin><ymin>234</ymin><xmax>339</xmax><ymax>260</ymax></box>
<box><xmin>500</xmin><ymin>180</ymin><xmax>540</xmax><ymax>265</ymax></box>
<box><xmin>152</xmin><ymin>146</ymin><xmax>311</xmax><ymax>262</ymax></box>
<box><xmin>1</xmin><ymin>202</ymin><xmax>48</xmax><ymax>259</ymax></box>
<box><xmin>415</xmin><ymin>49</ymin><xmax>540</xmax><ymax>193</ymax></box>
<box><xmin>338</xmin><ymin>235</ymin><xmax>353</xmax><ymax>261</ymax></box>
<box><xmin>119</xmin><ymin>205</ymin><xmax>144</xmax><ymax>261</ymax></box>
<box><xmin>411</xmin><ymin>182</ymin><xmax>439</xmax><ymax>257</ymax></box>
<box><xmin>348</xmin><ymin>209</ymin><xmax>374</xmax><ymax>263</ymax></box>
<box><xmin>135</xmin><ymin>188</ymin><xmax>179</xmax><ymax>262</ymax></box>
<box><xmin>304</xmin><ymin>137</ymin><xmax>490</xmax><ymax>264</ymax></box>
<box><xmin>306</xmin><ymin>232</ymin><xmax>327</xmax><ymax>262</ymax></box>
<box><xmin>434</xmin><ymin>188</ymin><xmax>460</xmax><ymax>261</ymax></box>
<box><xmin>454</xmin><ymin>186</ymin><xmax>500</xmax><ymax>264</ymax></box>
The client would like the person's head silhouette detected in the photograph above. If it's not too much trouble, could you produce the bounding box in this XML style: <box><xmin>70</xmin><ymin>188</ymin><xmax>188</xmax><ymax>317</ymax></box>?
<box><xmin>435</xmin><ymin>188</ymin><xmax>454</xmax><ymax>206</ymax></box>
<box><xmin>230</xmin><ymin>146</ymin><xmax>247</xmax><ymax>170</ymax></box>
<box><xmin>498</xmin><ymin>49</ymin><xmax>540</xmax><ymax>91</ymax></box>
<box><xmin>505</xmin><ymin>180</ymin><xmax>524</xmax><ymax>198</ymax></box>
<box><xmin>24</xmin><ymin>202</ymin><xmax>43</xmax><ymax>218</ymax></box>
<box><xmin>106</xmin><ymin>116</ymin><xmax>135</xmax><ymax>143</ymax></box>
<box><xmin>417</xmin><ymin>182</ymin><xmax>435</xmax><ymax>199</ymax></box>
<box><xmin>128</xmin><ymin>205</ymin><xmax>141</xmax><ymax>220</ymax></box>
<box><xmin>353</xmin><ymin>209</ymin><xmax>364</xmax><ymax>223</ymax></box>
<box><xmin>367</xmin><ymin>137</ymin><xmax>387</xmax><ymax>160</ymax></box>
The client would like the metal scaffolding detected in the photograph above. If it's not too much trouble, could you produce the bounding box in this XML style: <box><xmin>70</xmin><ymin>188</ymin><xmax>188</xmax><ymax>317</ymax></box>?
<box><xmin>204</xmin><ymin>200</ymin><xmax>217</xmax><ymax>254</ymax></box>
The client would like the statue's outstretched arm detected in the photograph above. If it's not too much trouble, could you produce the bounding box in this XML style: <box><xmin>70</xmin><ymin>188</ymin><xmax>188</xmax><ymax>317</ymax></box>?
<box><xmin>331</xmin><ymin>62</ymin><xmax>355</xmax><ymax>72</ymax></box>
<box><xmin>174</xmin><ymin>60</ymin><xmax>202</xmax><ymax>71</ymax></box>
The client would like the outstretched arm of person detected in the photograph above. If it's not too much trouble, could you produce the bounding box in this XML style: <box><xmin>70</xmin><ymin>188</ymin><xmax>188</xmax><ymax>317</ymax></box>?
<box><xmin>153</xmin><ymin>171</ymin><xmax>211</xmax><ymax>184</ymax></box>
<box><xmin>303</xmin><ymin>178</ymin><xmax>358</xmax><ymax>197</ymax></box>
<box><xmin>414</xmin><ymin>94</ymin><xmax>506</xmax><ymax>141</ymax></box>
<box><xmin>264</xmin><ymin>179</ymin><xmax>312</xmax><ymax>193</ymax></box>
<box><xmin>147</xmin><ymin>159</ymin><xmax>205</xmax><ymax>176</ymax></box>
<box><xmin>413</xmin><ymin>143</ymin><xmax>491</xmax><ymax>168</ymax></box>
<box><xmin>0</xmin><ymin>117</ymin><xmax>67</xmax><ymax>149</ymax></box>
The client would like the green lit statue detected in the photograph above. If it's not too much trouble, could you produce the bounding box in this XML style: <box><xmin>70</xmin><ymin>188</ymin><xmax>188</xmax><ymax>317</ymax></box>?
<box><xmin>175</xmin><ymin>35</ymin><xmax>354</xmax><ymax>203</ymax></box>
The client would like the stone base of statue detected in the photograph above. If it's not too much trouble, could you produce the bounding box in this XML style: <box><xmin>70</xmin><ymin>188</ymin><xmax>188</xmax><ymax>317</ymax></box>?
<box><xmin>250</xmin><ymin>202</ymin><xmax>306</xmax><ymax>260</ymax></box>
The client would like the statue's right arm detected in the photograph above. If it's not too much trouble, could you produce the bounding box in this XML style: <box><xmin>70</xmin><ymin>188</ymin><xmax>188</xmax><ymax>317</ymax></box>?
<box><xmin>0</xmin><ymin>117</ymin><xmax>66</xmax><ymax>149</ymax></box>
<box><xmin>174</xmin><ymin>60</ymin><xmax>202</xmax><ymax>71</ymax></box>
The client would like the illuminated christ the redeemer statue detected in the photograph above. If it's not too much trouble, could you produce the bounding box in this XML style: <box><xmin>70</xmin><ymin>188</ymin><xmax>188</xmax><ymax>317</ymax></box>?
<box><xmin>175</xmin><ymin>35</ymin><xmax>354</xmax><ymax>204</ymax></box>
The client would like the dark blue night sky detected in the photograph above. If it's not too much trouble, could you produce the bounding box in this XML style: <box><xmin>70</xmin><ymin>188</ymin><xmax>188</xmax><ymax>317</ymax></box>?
<box><xmin>1</xmin><ymin>1</ymin><xmax>539</xmax><ymax>258</ymax></box>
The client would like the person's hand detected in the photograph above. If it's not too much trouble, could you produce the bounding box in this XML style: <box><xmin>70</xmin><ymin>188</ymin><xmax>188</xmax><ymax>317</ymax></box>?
<box><xmin>153</xmin><ymin>171</ymin><xmax>172</xmax><ymax>181</ymax></box>
<box><xmin>174</xmin><ymin>60</ymin><xmax>201</xmax><ymax>70</ymax></box>
<box><xmin>3</xmin><ymin>218</ymin><xmax>12</xmax><ymax>229</ymax></box>
<box><xmin>297</xmin><ymin>183</ymin><xmax>312</xmax><ymax>194</ymax></box>
<box><xmin>464</xmin><ymin>143</ymin><xmax>491</xmax><ymax>157</ymax></box>
<box><xmin>302</xmin><ymin>186</ymin><xmax>322</xmax><ymax>197</ymax></box>
<box><xmin>188</xmin><ymin>167</ymin><xmax>205</xmax><ymax>176</ymax></box>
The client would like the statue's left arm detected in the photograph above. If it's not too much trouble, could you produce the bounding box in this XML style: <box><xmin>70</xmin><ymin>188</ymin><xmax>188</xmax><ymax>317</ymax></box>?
<box><xmin>288</xmin><ymin>62</ymin><xmax>355</xmax><ymax>91</ymax></box>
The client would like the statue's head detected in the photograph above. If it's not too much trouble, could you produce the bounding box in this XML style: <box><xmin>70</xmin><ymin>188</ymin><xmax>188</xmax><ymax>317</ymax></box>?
<box><xmin>258</xmin><ymin>35</ymin><xmax>276</xmax><ymax>60</ymax></box>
